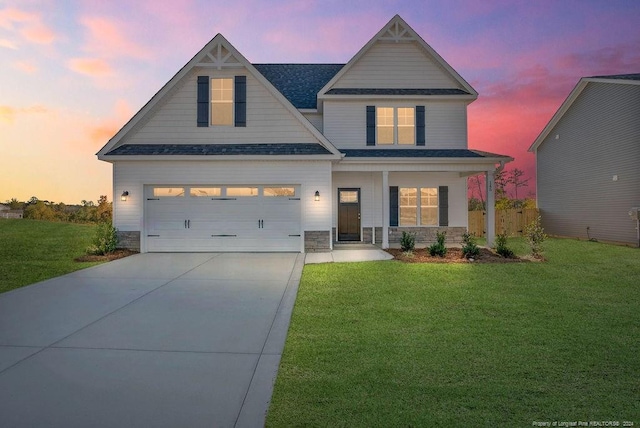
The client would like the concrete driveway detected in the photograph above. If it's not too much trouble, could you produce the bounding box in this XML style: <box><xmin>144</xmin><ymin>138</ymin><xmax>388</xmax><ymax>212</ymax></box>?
<box><xmin>0</xmin><ymin>252</ymin><xmax>303</xmax><ymax>428</ymax></box>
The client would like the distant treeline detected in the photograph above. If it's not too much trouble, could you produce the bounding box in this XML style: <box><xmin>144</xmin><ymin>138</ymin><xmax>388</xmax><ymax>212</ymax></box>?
<box><xmin>4</xmin><ymin>196</ymin><xmax>112</xmax><ymax>223</ymax></box>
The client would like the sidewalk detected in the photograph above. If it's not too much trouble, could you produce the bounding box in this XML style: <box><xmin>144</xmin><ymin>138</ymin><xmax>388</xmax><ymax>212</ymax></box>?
<box><xmin>304</xmin><ymin>244</ymin><xmax>394</xmax><ymax>264</ymax></box>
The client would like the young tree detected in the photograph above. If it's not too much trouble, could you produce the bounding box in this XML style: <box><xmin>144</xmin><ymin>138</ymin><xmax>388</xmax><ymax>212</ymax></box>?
<box><xmin>494</xmin><ymin>169</ymin><xmax>508</xmax><ymax>199</ymax></box>
<box><xmin>507</xmin><ymin>168</ymin><xmax>530</xmax><ymax>199</ymax></box>
<box><xmin>468</xmin><ymin>174</ymin><xmax>485</xmax><ymax>210</ymax></box>
<box><xmin>6</xmin><ymin>198</ymin><xmax>22</xmax><ymax>209</ymax></box>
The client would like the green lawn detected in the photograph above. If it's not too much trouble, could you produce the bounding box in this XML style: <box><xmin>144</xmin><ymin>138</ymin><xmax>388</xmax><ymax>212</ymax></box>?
<box><xmin>0</xmin><ymin>219</ymin><xmax>100</xmax><ymax>293</ymax></box>
<box><xmin>267</xmin><ymin>238</ymin><xmax>640</xmax><ymax>427</ymax></box>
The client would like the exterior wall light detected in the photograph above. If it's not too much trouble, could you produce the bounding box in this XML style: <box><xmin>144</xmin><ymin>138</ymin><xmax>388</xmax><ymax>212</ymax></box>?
<box><xmin>314</xmin><ymin>191</ymin><xmax>320</xmax><ymax>201</ymax></box>
<box><xmin>121</xmin><ymin>191</ymin><xmax>129</xmax><ymax>201</ymax></box>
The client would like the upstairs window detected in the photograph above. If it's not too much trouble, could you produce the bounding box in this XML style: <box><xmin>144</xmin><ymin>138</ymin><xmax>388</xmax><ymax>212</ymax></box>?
<box><xmin>197</xmin><ymin>76</ymin><xmax>246</xmax><ymax>127</ymax></box>
<box><xmin>211</xmin><ymin>78</ymin><xmax>233</xmax><ymax>126</ymax></box>
<box><xmin>369</xmin><ymin>106</ymin><xmax>422</xmax><ymax>146</ymax></box>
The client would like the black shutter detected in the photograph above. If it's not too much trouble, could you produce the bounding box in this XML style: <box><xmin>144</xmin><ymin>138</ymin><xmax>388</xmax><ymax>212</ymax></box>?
<box><xmin>390</xmin><ymin>186</ymin><xmax>399</xmax><ymax>227</ymax></box>
<box><xmin>416</xmin><ymin>106</ymin><xmax>425</xmax><ymax>146</ymax></box>
<box><xmin>438</xmin><ymin>186</ymin><xmax>448</xmax><ymax>226</ymax></box>
<box><xmin>234</xmin><ymin>76</ymin><xmax>246</xmax><ymax>127</ymax></box>
<box><xmin>197</xmin><ymin>76</ymin><xmax>209</xmax><ymax>127</ymax></box>
<box><xmin>366</xmin><ymin>106</ymin><xmax>376</xmax><ymax>146</ymax></box>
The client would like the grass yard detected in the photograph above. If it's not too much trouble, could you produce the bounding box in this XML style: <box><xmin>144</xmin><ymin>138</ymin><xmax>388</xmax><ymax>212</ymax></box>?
<box><xmin>267</xmin><ymin>238</ymin><xmax>640</xmax><ymax>427</ymax></box>
<box><xmin>0</xmin><ymin>219</ymin><xmax>100</xmax><ymax>294</ymax></box>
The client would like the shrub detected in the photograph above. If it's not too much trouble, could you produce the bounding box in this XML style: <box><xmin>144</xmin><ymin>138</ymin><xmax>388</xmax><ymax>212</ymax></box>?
<box><xmin>87</xmin><ymin>222</ymin><xmax>118</xmax><ymax>255</ymax></box>
<box><xmin>400</xmin><ymin>231</ymin><xmax>416</xmax><ymax>253</ymax></box>
<box><xmin>461</xmin><ymin>232</ymin><xmax>480</xmax><ymax>259</ymax></box>
<box><xmin>429</xmin><ymin>230</ymin><xmax>447</xmax><ymax>257</ymax></box>
<box><xmin>525</xmin><ymin>215</ymin><xmax>547</xmax><ymax>258</ymax></box>
<box><xmin>495</xmin><ymin>233</ymin><xmax>514</xmax><ymax>258</ymax></box>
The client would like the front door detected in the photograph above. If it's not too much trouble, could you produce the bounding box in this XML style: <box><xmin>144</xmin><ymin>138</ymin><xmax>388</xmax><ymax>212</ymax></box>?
<box><xmin>338</xmin><ymin>188</ymin><xmax>361</xmax><ymax>241</ymax></box>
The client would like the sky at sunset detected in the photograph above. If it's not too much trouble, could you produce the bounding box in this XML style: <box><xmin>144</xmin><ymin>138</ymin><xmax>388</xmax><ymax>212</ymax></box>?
<box><xmin>1</xmin><ymin>0</ymin><xmax>639</xmax><ymax>204</ymax></box>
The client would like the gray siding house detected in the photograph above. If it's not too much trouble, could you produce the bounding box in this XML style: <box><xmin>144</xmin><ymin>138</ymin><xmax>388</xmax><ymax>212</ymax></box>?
<box><xmin>529</xmin><ymin>74</ymin><xmax>640</xmax><ymax>245</ymax></box>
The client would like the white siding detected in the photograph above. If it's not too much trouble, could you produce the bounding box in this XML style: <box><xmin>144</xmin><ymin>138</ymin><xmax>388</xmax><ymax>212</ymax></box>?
<box><xmin>323</xmin><ymin>100</ymin><xmax>468</xmax><ymax>149</ymax></box>
<box><xmin>332</xmin><ymin>41</ymin><xmax>460</xmax><ymax>89</ymax></box>
<box><xmin>113</xmin><ymin>160</ymin><xmax>332</xmax><ymax>249</ymax></box>
<box><xmin>537</xmin><ymin>82</ymin><xmax>640</xmax><ymax>245</ymax></box>
<box><xmin>302</xmin><ymin>112</ymin><xmax>323</xmax><ymax>132</ymax></box>
<box><xmin>124</xmin><ymin>69</ymin><xmax>320</xmax><ymax>144</ymax></box>
<box><xmin>332</xmin><ymin>171</ymin><xmax>467</xmax><ymax>228</ymax></box>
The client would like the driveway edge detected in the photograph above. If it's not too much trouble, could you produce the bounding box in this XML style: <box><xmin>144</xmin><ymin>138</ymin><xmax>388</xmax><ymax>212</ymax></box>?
<box><xmin>235</xmin><ymin>253</ymin><xmax>305</xmax><ymax>427</ymax></box>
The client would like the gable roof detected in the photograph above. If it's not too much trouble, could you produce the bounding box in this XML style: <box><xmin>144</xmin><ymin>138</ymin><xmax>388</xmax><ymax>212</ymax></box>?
<box><xmin>97</xmin><ymin>34</ymin><xmax>342</xmax><ymax>159</ymax></box>
<box><xmin>254</xmin><ymin>64</ymin><xmax>344</xmax><ymax>109</ymax></box>
<box><xmin>318</xmin><ymin>15</ymin><xmax>477</xmax><ymax>100</ymax></box>
<box><xmin>529</xmin><ymin>73</ymin><xmax>640</xmax><ymax>152</ymax></box>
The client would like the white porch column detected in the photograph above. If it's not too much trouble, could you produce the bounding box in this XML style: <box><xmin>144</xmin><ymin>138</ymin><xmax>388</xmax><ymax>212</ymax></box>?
<box><xmin>382</xmin><ymin>170</ymin><xmax>389</xmax><ymax>249</ymax></box>
<box><xmin>485</xmin><ymin>170</ymin><xmax>496</xmax><ymax>247</ymax></box>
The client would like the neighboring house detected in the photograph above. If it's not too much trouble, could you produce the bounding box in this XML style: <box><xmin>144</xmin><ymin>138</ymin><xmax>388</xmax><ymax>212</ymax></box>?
<box><xmin>98</xmin><ymin>15</ymin><xmax>511</xmax><ymax>253</ymax></box>
<box><xmin>529</xmin><ymin>73</ymin><xmax>640</xmax><ymax>246</ymax></box>
<box><xmin>0</xmin><ymin>204</ymin><xmax>23</xmax><ymax>219</ymax></box>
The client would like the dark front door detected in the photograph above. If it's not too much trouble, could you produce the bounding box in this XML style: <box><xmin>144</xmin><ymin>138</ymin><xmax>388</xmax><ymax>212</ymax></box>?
<box><xmin>338</xmin><ymin>188</ymin><xmax>361</xmax><ymax>241</ymax></box>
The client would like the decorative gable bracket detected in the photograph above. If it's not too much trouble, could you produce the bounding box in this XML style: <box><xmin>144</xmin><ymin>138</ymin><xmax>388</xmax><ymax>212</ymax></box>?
<box><xmin>197</xmin><ymin>43</ymin><xmax>243</xmax><ymax>69</ymax></box>
<box><xmin>378</xmin><ymin>20</ymin><xmax>415</xmax><ymax>43</ymax></box>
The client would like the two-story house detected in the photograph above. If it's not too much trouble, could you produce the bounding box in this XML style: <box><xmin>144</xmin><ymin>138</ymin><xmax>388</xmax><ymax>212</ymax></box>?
<box><xmin>97</xmin><ymin>15</ymin><xmax>511</xmax><ymax>253</ymax></box>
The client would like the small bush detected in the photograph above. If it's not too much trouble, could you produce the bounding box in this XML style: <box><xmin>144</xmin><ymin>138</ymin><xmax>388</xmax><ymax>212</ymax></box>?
<box><xmin>495</xmin><ymin>233</ymin><xmax>514</xmax><ymax>258</ymax></box>
<box><xmin>429</xmin><ymin>230</ymin><xmax>447</xmax><ymax>257</ymax></box>
<box><xmin>400</xmin><ymin>231</ymin><xmax>416</xmax><ymax>252</ymax></box>
<box><xmin>87</xmin><ymin>222</ymin><xmax>118</xmax><ymax>255</ymax></box>
<box><xmin>461</xmin><ymin>232</ymin><xmax>480</xmax><ymax>259</ymax></box>
<box><xmin>525</xmin><ymin>215</ymin><xmax>547</xmax><ymax>258</ymax></box>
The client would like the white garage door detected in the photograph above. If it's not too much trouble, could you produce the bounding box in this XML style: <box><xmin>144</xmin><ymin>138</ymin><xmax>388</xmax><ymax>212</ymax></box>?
<box><xmin>145</xmin><ymin>185</ymin><xmax>301</xmax><ymax>252</ymax></box>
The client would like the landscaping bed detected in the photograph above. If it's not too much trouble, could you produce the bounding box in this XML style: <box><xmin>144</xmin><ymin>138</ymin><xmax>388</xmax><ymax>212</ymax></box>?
<box><xmin>386</xmin><ymin>246</ymin><xmax>526</xmax><ymax>263</ymax></box>
<box><xmin>74</xmin><ymin>248</ymin><xmax>139</xmax><ymax>262</ymax></box>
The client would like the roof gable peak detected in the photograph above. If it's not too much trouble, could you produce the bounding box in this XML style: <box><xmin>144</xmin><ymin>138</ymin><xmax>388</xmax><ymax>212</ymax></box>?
<box><xmin>378</xmin><ymin>16</ymin><xmax>416</xmax><ymax>42</ymax></box>
<box><xmin>196</xmin><ymin>34</ymin><xmax>244</xmax><ymax>69</ymax></box>
<box><xmin>318</xmin><ymin>14</ymin><xmax>477</xmax><ymax>97</ymax></box>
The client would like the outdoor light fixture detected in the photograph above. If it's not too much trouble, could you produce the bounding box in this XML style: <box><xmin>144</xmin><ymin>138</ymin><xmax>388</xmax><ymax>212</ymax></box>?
<box><xmin>121</xmin><ymin>191</ymin><xmax>129</xmax><ymax>201</ymax></box>
<box><xmin>315</xmin><ymin>191</ymin><xmax>320</xmax><ymax>201</ymax></box>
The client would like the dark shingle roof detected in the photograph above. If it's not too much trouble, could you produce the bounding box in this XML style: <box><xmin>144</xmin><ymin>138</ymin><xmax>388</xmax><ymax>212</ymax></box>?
<box><xmin>590</xmin><ymin>73</ymin><xmax>640</xmax><ymax>81</ymax></box>
<box><xmin>253</xmin><ymin>64</ymin><xmax>344</xmax><ymax>109</ymax></box>
<box><xmin>325</xmin><ymin>88</ymin><xmax>470</xmax><ymax>96</ymax></box>
<box><xmin>341</xmin><ymin>149</ymin><xmax>497</xmax><ymax>158</ymax></box>
<box><xmin>106</xmin><ymin>143</ymin><xmax>333</xmax><ymax>156</ymax></box>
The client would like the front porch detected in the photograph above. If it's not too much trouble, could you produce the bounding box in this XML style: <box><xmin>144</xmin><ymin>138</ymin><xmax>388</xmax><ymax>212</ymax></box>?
<box><xmin>331</xmin><ymin>164</ymin><xmax>505</xmax><ymax>249</ymax></box>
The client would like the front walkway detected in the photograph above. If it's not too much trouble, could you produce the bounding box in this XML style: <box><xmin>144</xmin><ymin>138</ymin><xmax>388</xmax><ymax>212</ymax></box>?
<box><xmin>305</xmin><ymin>244</ymin><xmax>394</xmax><ymax>264</ymax></box>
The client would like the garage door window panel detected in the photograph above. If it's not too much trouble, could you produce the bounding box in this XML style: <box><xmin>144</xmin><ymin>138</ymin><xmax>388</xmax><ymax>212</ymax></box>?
<box><xmin>190</xmin><ymin>187</ymin><xmax>221</xmax><ymax>197</ymax></box>
<box><xmin>153</xmin><ymin>187</ymin><xmax>185</xmax><ymax>197</ymax></box>
<box><xmin>226</xmin><ymin>187</ymin><xmax>258</xmax><ymax>197</ymax></box>
<box><xmin>264</xmin><ymin>187</ymin><xmax>295</xmax><ymax>197</ymax></box>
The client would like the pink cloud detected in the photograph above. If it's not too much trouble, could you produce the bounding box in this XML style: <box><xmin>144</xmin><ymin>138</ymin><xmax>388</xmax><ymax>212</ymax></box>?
<box><xmin>0</xmin><ymin>38</ymin><xmax>17</xmax><ymax>49</ymax></box>
<box><xmin>12</xmin><ymin>60</ymin><xmax>37</xmax><ymax>73</ymax></box>
<box><xmin>83</xmin><ymin>99</ymin><xmax>134</xmax><ymax>149</ymax></box>
<box><xmin>0</xmin><ymin>105</ymin><xmax>16</xmax><ymax>123</ymax></box>
<box><xmin>68</xmin><ymin>58</ymin><xmax>114</xmax><ymax>76</ymax></box>
<box><xmin>79</xmin><ymin>16</ymin><xmax>151</xmax><ymax>60</ymax></box>
<box><xmin>0</xmin><ymin>7</ymin><xmax>56</xmax><ymax>45</ymax></box>
<box><xmin>0</xmin><ymin>104</ymin><xmax>50</xmax><ymax>124</ymax></box>
<box><xmin>21</xmin><ymin>21</ymin><xmax>55</xmax><ymax>44</ymax></box>
<box><xmin>0</xmin><ymin>7</ymin><xmax>35</xmax><ymax>28</ymax></box>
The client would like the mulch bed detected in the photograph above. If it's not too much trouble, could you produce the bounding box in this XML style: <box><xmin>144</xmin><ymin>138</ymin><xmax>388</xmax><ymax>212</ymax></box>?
<box><xmin>386</xmin><ymin>247</ymin><xmax>533</xmax><ymax>263</ymax></box>
<box><xmin>75</xmin><ymin>249</ymin><xmax>139</xmax><ymax>262</ymax></box>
